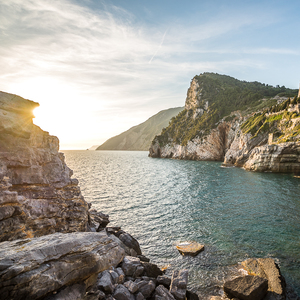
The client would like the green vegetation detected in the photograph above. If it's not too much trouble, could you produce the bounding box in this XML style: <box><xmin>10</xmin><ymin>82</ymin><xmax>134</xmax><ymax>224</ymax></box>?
<box><xmin>154</xmin><ymin>73</ymin><xmax>298</xmax><ymax>146</ymax></box>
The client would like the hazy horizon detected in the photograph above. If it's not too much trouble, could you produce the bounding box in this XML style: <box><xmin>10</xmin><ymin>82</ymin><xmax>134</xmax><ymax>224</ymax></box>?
<box><xmin>1</xmin><ymin>0</ymin><xmax>300</xmax><ymax>149</ymax></box>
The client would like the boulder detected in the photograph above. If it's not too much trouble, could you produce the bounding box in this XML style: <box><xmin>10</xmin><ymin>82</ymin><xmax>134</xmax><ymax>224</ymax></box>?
<box><xmin>170</xmin><ymin>269</ymin><xmax>189</xmax><ymax>300</ymax></box>
<box><xmin>142</xmin><ymin>261</ymin><xmax>163</xmax><ymax>278</ymax></box>
<box><xmin>223</xmin><ymin>275</ymin><xmax>268</xmax><ymax>300</ymax></box>
<box><xmin>118</xmin><ymin>232</ymin><xmax>142</xmax><ymax>255</ymax></box>
<box><xmin>176</xmin><ymin>241</ymin><xmax>204</xmax><ymax>256</ymax></box>
<box><xmin>122</xmin><ymin>256</ymin><xmax>144</xmax><ymax>278</ymax></box>
<box><xmin>136</xmin><ymin>280</ymin><xmax>156</xmax><ymax>298</ymax></box>
<box><xmin>242</xmin><ymin>258</ymin><xmax>286</xmax><ymax>300</ymax></box>
<box><xmin>113</xmin><ymin>284</ymin><xmax>135</xmax><ymax>300</ymax></box>
<box><xmin>155</xmin><ymin>285</ymin><xmax>176</xmax><ymax>300</ymax></box>
<box><xmin>157</xmin><ymin>275</ymin><xmax>172</xmax><ymax>288</ymax></box>
<box><xmin>124</xmin><ymin>280</ymin><xmax>139</xmax><ymax>294</ymax></box>
<box><xmin>0</xmin><ymin>231</ymin><xmax>125</xmax><ymax>300</ymax></box>
<box><xmin>97</xmin><ymin>270</ymin><xmax>114</xmax><ymax>294</ymax></box>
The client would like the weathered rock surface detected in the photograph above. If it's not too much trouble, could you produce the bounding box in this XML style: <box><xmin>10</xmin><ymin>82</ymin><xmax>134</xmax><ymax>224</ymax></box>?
<box><xmin>224</xmin><ymin>275</ymin><xmax>268</xmax><ymax>300</ymax></box>
<box><xmin>170</xmin><ymin>269</ymin><xmax>189</xmax><ymax>300</ymax></box>
<box><xmin>176</xmin><ymin>241</ymin><xmax>205</xmax><ymax>256</ymax></box>
<box><xmin>155</xmin><ymin>285</ymin><xmax>176</xmax><ymax>300</ymax></box>
<box><xmin>242</xmin><ymin>258</ymin><xmax>286</xmax><ymax>300</ymax></box>
<box><xmin>0</xmin><ymin>231</ymin><xmax>125</xmax><ymax>300</ymax></box>
<box><xmin>0</xmin><ymin>91</ymin><xmax>90</xmax><ymax>242</ymax></box>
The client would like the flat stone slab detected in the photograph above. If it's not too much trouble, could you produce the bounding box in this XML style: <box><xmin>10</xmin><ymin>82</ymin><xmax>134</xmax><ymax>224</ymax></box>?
<box><xmin>176</xmin><ymin>241</ymin><xmax>204</xmax><ymax>256</ymax></box>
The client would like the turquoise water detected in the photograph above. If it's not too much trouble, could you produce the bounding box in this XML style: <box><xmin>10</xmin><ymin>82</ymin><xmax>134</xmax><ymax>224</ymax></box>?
<box><xmin>63</xmin><ymin>150</ymin><xmax>300</xmax><ymax>298</ymax></box>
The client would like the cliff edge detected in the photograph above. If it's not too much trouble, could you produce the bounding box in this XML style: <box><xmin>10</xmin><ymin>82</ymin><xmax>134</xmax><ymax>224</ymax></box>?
<box><xmin>149</xmin><ymin>73</ymin><xmax>300</xmax><ymax>173</ymax></box>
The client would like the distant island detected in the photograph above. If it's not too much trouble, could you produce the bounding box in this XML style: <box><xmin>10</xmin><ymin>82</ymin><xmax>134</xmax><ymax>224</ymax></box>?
<box><xmin>96</xmin><ymin>107</ymin><xmax>183</xmax><ymax>151</ymax></box>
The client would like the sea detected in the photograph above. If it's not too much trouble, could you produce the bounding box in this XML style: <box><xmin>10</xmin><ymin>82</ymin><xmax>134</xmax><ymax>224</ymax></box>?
<box><xmin>63</xmin><ymin>150</ymin><xmax>300</xmax><ymax>299</ymax></box>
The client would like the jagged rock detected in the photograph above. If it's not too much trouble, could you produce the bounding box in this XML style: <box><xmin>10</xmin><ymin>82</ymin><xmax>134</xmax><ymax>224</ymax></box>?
<box><xmin>157</xmin><ymin>275</ymin><xmax>172</xmax><ymax>288</ymax></box>
<box><xmin>142</xmin><ymin>261</ymin><xmax>163</xmax><ymax>278</ymax></box>
<box><xmin>0</xmin><ymin>231</ymin><xmax>125</xmax><ymax>300</ymax></box>
<box><xmin>136</xmin><ymin>280</ymin><xmax>156</xmax><ymax>298</ymax></box>
<box><xmin>124</xmin><ymin>280</ymin><xmax>139</xmax><ymax>293</ymax></box>
<box><xmin>223</xmin><ymin>275</ymin><xmax>268</xmax><ymax>300</ymax></box>
<box><xmin>122</xmin><ymin>256</ymin><xmax>144</xmax><ymax>278</ymax></box>
<box><xmin>0</xmin><ymin>91</ymin><xmax>90</xmax><ymax>242</ymax></box>
<box><xmin>116</xmin><ymin>267</ymin><xmax>125</xmax><ymax>284</ymax></box>
<box><xmin>170</xmin><ymin>269</ymin><xmax>189</xmax><ymax>300</ymax></box>
<box><xmin>45</xmin><ymin>283</ymin><xmax>86</xmax><ymax>300</ymax></box>
<box><xmin>136</xmin><ymin>292</ymin><xmax>145</xmax><ymax>300</ymax></box>
<box><xmin>113</xmin><ymin>284</ymin><xmax>135</xmax><ymax>300</ymax></box>
<box><xmin>175</xmin><ymin>241</ymin><xmax>204</xmax><ymax>256</ymax></box>
<box><xmin>155</xmin><ymin>285</ymin><xmax>176</xmax><ymax>300</ymax></box>
<box><xmin>97</xmin><ymin>270</ymin><xmax>115</xmax><ymax>294</ymax></box>
<box><xmin>138</xmin><ymin>254</ymin><xmax>150</xmax><ymax>262</ymax></box>
<box><xmin>242</xmin><ymin>258</ymin><xmax>286</xmax><ymax>300</ymax></box>
<box><xmin>118</xmin><ymin>232</ymin><xmax>142</xmax><ymax>255</ymax></box>
<box><xmin>89</xmin><ymin>209</ymin><xmax>110</xmax><ymax>230</ymax></box>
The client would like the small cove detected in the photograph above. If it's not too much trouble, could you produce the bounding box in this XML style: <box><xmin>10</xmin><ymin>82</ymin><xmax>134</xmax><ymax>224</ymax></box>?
<box><xmin>63</xmin><ymin>150</ymin><xmax>300</xmax><ymax>299</ymax></box>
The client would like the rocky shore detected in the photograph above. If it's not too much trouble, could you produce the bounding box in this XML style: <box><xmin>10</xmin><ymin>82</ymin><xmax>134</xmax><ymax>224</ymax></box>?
<box><xmin>0</xmin><ymin>91</ymin><xmax>299</xmax><ymax>300</ymax></box>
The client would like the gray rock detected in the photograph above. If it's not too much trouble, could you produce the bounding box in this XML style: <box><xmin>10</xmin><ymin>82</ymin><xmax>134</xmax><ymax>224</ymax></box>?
<box><xmin>116</xmin><ymin>267</ymin><xmax>125</xmax><ymax>284</ymax></box>
<box><xmin>223</xmin><ymin>275</ymin><xmax>268</xmax><ymax>300</ymax></box>
<box><xmin>137</xmin><ymin>255</ymin><xmax>150</xmax><ymax>262</ymax></box>
<box><xmin>113</xmin><ymin>284</ymin><xmax>135</xmax><ymax>300</ymax></box>
<box><xmin>122</xmin><ymin>256</ymin><xmax>144</xmax><ymax>278</ymax></box>
<box><xmin>98</xmin><ymin>270</ymin><xmax>114</xmax><ymax>294</ymax></box>
<box><xmin>141</xmin><ymin>262</ymin><xmax>163</xmax><ymax>278</ymax></box>
<box><xmin>155</xmin><ymin>285</ymin><xmax>176</xmax><ymax>300</ymax></box>
<box><xmin>186</xmin><ymin>290</ymin><xmax>199</xmax><ymax>300</ymax></box>
<box><xmin>119</xmin><ymin>232</ymin><xmax>142</xmax><ymax>255</ymax></box>
<box><xmin>0</xmin><ymin>231</ymin><xmax>125</xmax><ymax>300</ymax></box>
<box><xmin>136</xmin><ymin>292</ymin><xmax>145</xmax><ymax>300</ymax></box>
<box><xmin>124</xmin><ymin>280</ymin><xmax>139</xmax><ymax>294</ymax></box>
<box><xmin>170</xmin><ymin>270</ymin><xmax>189</xmax><ymax>300</ymax></box>
<box><xmin>157</xmin><ymin>275</ymin><xmax>171</xmax><ymax>288</ymax></box>
<box><xmin>45</xmin><ymin>283</ymin><xmax>86</xmax><ymax>300</ymax></box>
<box><xmin>137</xmin><ymin>280</ymin><xmax>156</xmax><ymax>298</ymax></box>
<box><xmin>109</xmin><ymin>269</ymin><xmax>120</xmax><ymax>284</ymax></box>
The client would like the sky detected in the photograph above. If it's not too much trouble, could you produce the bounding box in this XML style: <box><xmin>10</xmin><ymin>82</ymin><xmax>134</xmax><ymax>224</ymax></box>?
<box><xmin>1</xmin><ymin>0</ymin><xmax>300</xmax><ymax>149</ymax></box>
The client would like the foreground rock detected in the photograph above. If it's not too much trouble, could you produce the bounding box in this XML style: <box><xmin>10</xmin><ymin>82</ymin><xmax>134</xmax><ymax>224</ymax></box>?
<box><xmin>241</xmin><ymin>258</ymin><xmax>286</xmax><ymax>300</ymax></box>
<box><xmin>224</xmin><ymin>275</ymin><xmax>268</xmax><ymax>300</ymax></box>
<box><xmin>0</xmin><ymin>231</ymin><xmax>125</xmax><ymax>300</ymax></box>
<box><xmin>176</xmin><ymin>241</ymin><xmax>204</xmax><ymax>256</ymax></box>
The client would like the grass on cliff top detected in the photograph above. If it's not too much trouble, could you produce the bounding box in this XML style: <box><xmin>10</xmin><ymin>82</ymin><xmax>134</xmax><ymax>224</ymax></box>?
<box><xmin>153</xmin><ymin>73</ymin><xmax>298</xmax><ymax>147</ymax></box>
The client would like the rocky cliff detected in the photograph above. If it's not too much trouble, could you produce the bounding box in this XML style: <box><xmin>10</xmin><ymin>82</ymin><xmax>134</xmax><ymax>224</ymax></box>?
<box><xmin>149</xmin><ymin>73</ymin><xmax>300</xmax><ymax>173</ymax></box>
<box><xmin>0</xmin><ymin>91</ymin><xmax>90</xmax><ymax>242</ymax></box>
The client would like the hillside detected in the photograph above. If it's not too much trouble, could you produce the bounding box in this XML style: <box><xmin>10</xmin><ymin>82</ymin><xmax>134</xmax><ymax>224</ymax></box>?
<box><xmin>149</xmin><ymin>73</ymin><xmax>300</xmax><ymax>172</ymax></box>
<box><xmin>97</xmin><ymin>107</ymin><xmax>183</xmax><ymax>151</ymax></box>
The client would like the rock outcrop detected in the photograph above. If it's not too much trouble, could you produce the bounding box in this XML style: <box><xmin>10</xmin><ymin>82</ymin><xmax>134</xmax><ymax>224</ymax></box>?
<box><xmin>0</xmin><ymin>231</ymin><xmax>125</xmax><ymax>300</ymax></box>
<box><xmin>0</xmin><ymin>91</ymin><xmax>89</xmax><ymax>242</ymax></box>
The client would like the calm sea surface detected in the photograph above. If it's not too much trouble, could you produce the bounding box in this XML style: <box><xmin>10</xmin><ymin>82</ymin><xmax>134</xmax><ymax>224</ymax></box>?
<box><xmin>63</xmin><ymin>150</ymin><xmax>300</xmax><ymax>298</ymax></box>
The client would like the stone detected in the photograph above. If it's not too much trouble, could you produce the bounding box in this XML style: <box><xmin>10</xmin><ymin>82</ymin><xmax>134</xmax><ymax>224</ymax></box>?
<box><xmin>141</xmin><ymin>261</ymin><xmax>163</xmax><ymax>278</ymax></box>
<box><xmin>122</xmin><ymin>256</ymin><xmax>144</xmax><ymax>278</ymax></box>
<box><xmin>155</xmin><ymin>285</ymin><xmax>176</xmax><ymax>300</ymax></box>
<box><xmin>97</xmin><ymin>270</ymin><xmax>114</xmax><ymax>294</ymax></box>
<box><xmin>137</xmin><ymin>254</ymin><xmax>150</xmax><ymax>262</ymax></box>
<box><xmin>45</xmin><ymin>283</ymin><xmax>86</xmax><ymax>300</ymax></box>
<box><xmin>223</xmin><ymin>275</ymin><xmax>268</xmax><ymax>300</ymax></box>
<box><xmin>116</xmin><ymin>267</ymin><xmax>125</xmax><ymax>284</ymax></box>
<box><xmin>89</xmin><ymin>209</ymin><xmax>110</xmax><ymax>230</ymax></box>
<box><xmin>157</xmin><ymin>275</ymin><xmax>172</xmax><ymax>288</ymax></box>
<box><xmin>113</xmin><ymin>284</ymin><xmax>135</xmax><ymax>300</ymax></box>
<box><xmin>175</xmin><ymin>241</ymin><xmax>205</xmax><ymax>256</ymax></box>
<box><xmin>170</xmin><ymin>269</ymin><xmax>189</xmax><ymax>300</ymax></box>
<box><xmin>0</xmin><ymin>231</ymin><xmax>125</xmax><ymax>300</ymax></box>
<box><xmin>136</xmin><ymin>292</ymin><xmax>145</xmax><ymax>300</ymax></box>
<box><xmin>124</xmin><ymin>280</ymin><xmax>139</xmax><ymax>294</ymax></box>
<box><xmin>118</xmin><ymin>232</ymin><xmax>142</xmax><ymax>255</ymax></box>
<box><xmin>109</xmin><ymin>269</ymin><xmax>120</xmax><ymax>284</ymax></box>
<box><xmin>242</xmin><ymin>258</ymin><xmax>286</xmax><ymax>300</ymax></box>
<box><xmin>136</xmin><ymin>280</ymin><xmax>156</xmax><ymax>298</ymax></box>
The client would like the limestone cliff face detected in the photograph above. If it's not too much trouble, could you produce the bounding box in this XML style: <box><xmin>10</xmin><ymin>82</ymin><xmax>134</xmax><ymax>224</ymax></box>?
<box><xmin>0</xmin><ymin>91</ymin><xmax>89</xmax><ymax>242</ymax></box>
